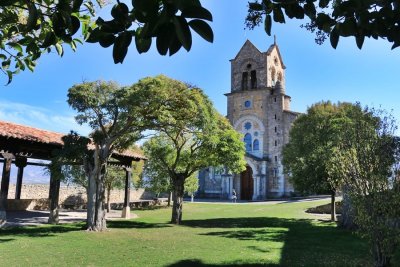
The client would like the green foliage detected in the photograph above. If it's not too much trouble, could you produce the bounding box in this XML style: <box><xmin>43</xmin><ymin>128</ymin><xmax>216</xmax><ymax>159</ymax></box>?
<box><xmin>328</xmin><ymin>107</ymin><xmax>400</xmax><ymax>266</ymax></box>
<box><xmin>283</xmin><ymin>101</ymin><xmax>364</xmax><ymax>195</ymax></box>
<box><xmin>141</xmin><ymin>75</ymin><xmax>246</xmax><ymax>223</ymax></box>
<box><xmin>0</xmin><ymin>0</ymin><xmax>103</xmax><ymax>84</ymax></box>
<box><xmin>0</xmin><ymin>0</ymin><xmax>213</xmax><ymax>83</ymax></box>
<box><xmin>184</xmin><ymin>173</ymin><xmax>199</xmax><ymax>196</ymax></box>
<box><xmin>246</xmin><ymin>0</ymin><xmax>400</xmax><ymax>50</ymax></box>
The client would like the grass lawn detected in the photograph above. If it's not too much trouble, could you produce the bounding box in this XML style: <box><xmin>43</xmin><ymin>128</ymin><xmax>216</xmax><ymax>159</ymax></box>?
<box><xmin>0</xmin><ymin>199</ymin><xmax>383</xmax><ymax>266</ymax></box>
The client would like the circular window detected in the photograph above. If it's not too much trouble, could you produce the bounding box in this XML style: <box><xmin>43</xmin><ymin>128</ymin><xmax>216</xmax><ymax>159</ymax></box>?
<box><xmin>244</xmin><ymin>122</ymin><xmax>252</xmax><ymax>130</ymax></box>
<box><xmin>244</xmin><ymin>100</ymin><xmax>251</xmax><ymax>108</ymax></box>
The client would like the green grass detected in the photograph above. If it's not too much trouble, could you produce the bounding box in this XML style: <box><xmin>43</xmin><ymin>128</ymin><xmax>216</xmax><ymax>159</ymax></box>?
<box><xmin>0</xmin><ymin>200</ymin><xmax>377</xmax><ymax>266</ymax></box>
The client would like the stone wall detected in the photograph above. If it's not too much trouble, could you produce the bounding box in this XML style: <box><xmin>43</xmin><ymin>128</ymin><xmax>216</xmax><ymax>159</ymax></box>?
<box><xmin>7</xmin><ymin>184</ymin><xmax>154</xmax><ymax>205</ymax></box>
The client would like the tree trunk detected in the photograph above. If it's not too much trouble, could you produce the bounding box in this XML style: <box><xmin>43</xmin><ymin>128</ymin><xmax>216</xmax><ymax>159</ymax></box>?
<box><xmin>106</xmin><ymin>187</ymin><xmax>111</xmax><ymax>213</ymax></box>
<box><xmin>331</xmin><ymin>190</ymin><xmax>336</xmax><ymax>222</ymax></box>
<box><xmin>48</xmin><ymin>167</ymin><xmax>61</xmax><ymax>224</ymax></box>
<box><xmin>171</xmin><ymin>178</ymin><xmax>185</xmax><ymax>224</ymax></box>
<box><xmin>372</xmin><ymin>242</ymin><xmax>391</xmax><ymax>267</ymax></box>
<box><xmin>167</xmin><ymin>191</ymin><xmax>172</xmax><ymax>207</ymax></box>
<box><xmin>191</xmin><ymin>194</ymin><xmax>194</xmax><ymax>202</ymax></box>
<box><xmin>86</xmin><ymin>170</ymin><xmax>96</xmax><ymax>229</ymax></box>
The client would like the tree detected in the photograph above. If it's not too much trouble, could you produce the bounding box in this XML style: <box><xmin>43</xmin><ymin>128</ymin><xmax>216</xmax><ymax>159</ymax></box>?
<box><xmin>61</xmin><ymin>163</ymin><xmax>125</xmax><ymax>212</ymax></box>
<box><xmin>0</xmin><ymin>0</ymin><xmax>213</xmax><ymax>83</ymax></box>
<box><xmin>142</xmin><ymin>76</ymin><xmax>246</xmax><ymax>224</ymax></box>
<box><xmin>184</xmin><ymin>173</ymin><xmax>199</xmax><ymax>202</ymax></box>
<box><xmin>143</xmin><ymin>156</ymin><xmax>173</xmax><ymax>200</ymax></box>
<box><xmin>246</xmin><ymin>0</ymin><xmax>400</xmax><ymax>50</ymax></box>
<box><xmin>328</xmin><ymin>107</ymin><xmax>400</xmax><ymax>267</ymax></box>
<box><xmin>63</xmin><ymin>80</ymin><xmax>153</xmax><ymax>231</ymax></box>
<box><xmin>104</xmin><ymin>165</ymin><xmax>125</xmax><ymax>213</ymax></box>
<box><xmin>283</xmin><ymin>101</ymin><xmax>368</xmax><ymax>221</ymax></box>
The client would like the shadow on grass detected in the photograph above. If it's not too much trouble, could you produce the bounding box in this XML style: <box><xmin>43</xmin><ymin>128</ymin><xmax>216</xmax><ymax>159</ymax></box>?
<box><xmin>201</xmin><ymin>228</ymin><xmax>286</xmax><ymax>243</ymax></box>
<box><xmin>107</xmin><ymin>220</ymin><xmax>171</xmax><ymax>229</ymax></box>
<box><xmin>0</xmin><ymin>238</ymin><xmax>15</xmax><ymax>243</ymax></box>
<box><xmin>166</xmin><ymin>259</ymin><xmax>277</xmax><ymax>267</ymax></box>
<box><xmin>181</xmin><ymin>217</ymin><xmax>371</xmax><ymax>266</ymax></box>
<box><xmin>0</xmin><ymin>223</ymin><xmax>85</xmax><ymax>238</ymax></box>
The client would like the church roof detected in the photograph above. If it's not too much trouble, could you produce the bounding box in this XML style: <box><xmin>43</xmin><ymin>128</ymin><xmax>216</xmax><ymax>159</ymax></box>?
<box><xmin>230</xmin><ymin>39</ymin><xmax>262</xmax><ymax>61</ymax></box>
<box><xmin>265</xmin><ymin>43</ymin><xmax>286</xmax><ymax>69</ymax></box>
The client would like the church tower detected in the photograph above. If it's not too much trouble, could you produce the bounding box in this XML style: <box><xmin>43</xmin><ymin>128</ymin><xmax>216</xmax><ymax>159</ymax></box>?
<box><xmin>198</xmin><ymin>39</ymin><xmax>299</xmax><ymax>199</ymax></box>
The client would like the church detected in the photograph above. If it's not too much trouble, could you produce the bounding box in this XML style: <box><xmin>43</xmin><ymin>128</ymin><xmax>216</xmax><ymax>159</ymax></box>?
<box><xmin>198</xmin><ymin>39</ymin><xmax>300</xmax><ymax>200</ymax></box>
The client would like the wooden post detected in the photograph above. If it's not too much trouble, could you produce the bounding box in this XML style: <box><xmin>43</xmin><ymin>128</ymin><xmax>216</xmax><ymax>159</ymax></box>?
<box><xmin>121</xmin><ymin>167</ymin><xmax>132</xmax><ymax>219</ymax></box>
<box><xmin>15</xmin><ymin>157</ymin><xmax>27</xmax><ymax>200</ymax></box>
<box><xmin>0</xmin><ymin>154</ymin><xmax>13</xmax><ymax>226</ymax></box>
<box><xmin>48</xmin><ymin>166</ymin><xmax>61</xmax><ymax>224</ymax></box>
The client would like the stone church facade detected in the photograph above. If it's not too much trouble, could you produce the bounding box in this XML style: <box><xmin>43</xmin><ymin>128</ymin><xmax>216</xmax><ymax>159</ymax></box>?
<box><xmin>198</xmin><ymin>40</ymin><xmax>299</xmax><ymax>200</ymax></box>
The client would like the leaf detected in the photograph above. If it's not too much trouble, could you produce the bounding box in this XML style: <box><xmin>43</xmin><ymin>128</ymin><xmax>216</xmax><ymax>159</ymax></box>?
<box><xmin>26</xmin><ymin>3</ymin><xmax>38</xmax><ymax>32</ymax></box>
<box><xmin>330</xmin><ymin>27</ymin><xmax>339</xmax><ymax>49</ymax></box>
<box><xmin>273</xmin><ymin>7</ymin><xmax>285</xmax><ymax>23</ymax></box>
<box><xmin>319</xmin><ymin>0</ymin><xmax>330</xmax><ymax>8</ymax></box>
<box><xmin>99</xmin><ymin>34</ymin><xmax>116</xmax><ymax>48</ymax></box>
<box><xmin>72</xmin><ymin>0</ymin><xmax>84</xmax><ymax>12</ymax></box>
<box><xmin>304</xmin><ymin>2</ymin><xmax>316</xmax><ymax>19</ymax></box>
<box><xmin>173</xmin><ymin>16</ymin><xmax>192</xmax><ymax>51</ymax></box>
<box><xmin>41</xmin><ymin>32</ymin><xmax>57</xmax><ymax>48</ymax></box>
<box><xmin>113</xmin><ymin>31</ymin><xmax>132</xmax><ymax>64</ymax></box>
<box><xmin>69</xmin><ymin>15</ymin><xmax>81</xmax><ymax>36</ymax></box>
<box><xmin>111</xmin><ymin>3</ymin><xmax>129</xmax><ymax>21</ymax></box>
<box><xmin>55</xmin><ymin>43</ymin><xmax>64</xmax><ymax>56</ymax></box>
<box><xmin>181</xmin><ymin>6</ymin><xmax>213</xmax><ymax>21</ymax></box>
<box><xmin>168</xmin><ymin>34</ymin><xmax>182</xmax><ymax>56</ymax></box>
<box><xmin>249</xmin><ymin>3</ymin><xmax>264</xmax><ymax>11</ymax></box>
<box><xmin>6</xmin><ymin>70</ymin><xmax>13</xmax><ymax>85</ymax></box>
<box><xmin>2</xmin><ymin>59</ymin><xmax>11</xmax><ymax>70</ymax></box>
<box><xmin>355</xmin><ymin>35</ymin><xmax>365</xmax><ymax>49</ymax></box>
<box><xmin>264</xmin><ymin>14</ymin><xmax>272</xmax><ymax>36</ymax></box>
<box><xmin>0</xmin><ymin>54</ymin><xmax>6</xmax><ymax>61</ymax></box>
<box><xmin>188</xmin><ymin>19</ymin><xmax>213</xmax><ymax>43</ymax></box>
<box><xmin>135</xmin><ymin>31</ymin><xmax>152</xmax><ymax>54</ymax></box>
<box><xmin>156</xmin><ymin>25</ymin><xmax>170</xmax><ymax>55</ymax></box>
<box><xmin>7</xmin><ymin>42</ymin><xmax>23</xmax><ymax>53</ymax></box>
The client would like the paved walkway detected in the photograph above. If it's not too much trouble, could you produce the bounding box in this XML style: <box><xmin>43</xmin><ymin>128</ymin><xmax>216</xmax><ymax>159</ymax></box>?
<box><xmin>4</xmin><ymin>196</ymin><xmax>332</xmax><ymax>227</ymax></box>
<box><xmin>4</xmin><ymin>209</ymin><xmax>132</xmax><ymax>228</ymax></box>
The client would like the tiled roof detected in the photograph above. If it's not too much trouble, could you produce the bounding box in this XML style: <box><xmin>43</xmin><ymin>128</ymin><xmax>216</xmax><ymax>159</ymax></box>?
<box><xmin>0</xmin><ymin>120</ymin><xmax>145</xmax><ymax>160</ymax></box>
<box><xmin>0</xmin><ymin>120</ymin><xmax>64</xmax><ymax>145</ymax></box>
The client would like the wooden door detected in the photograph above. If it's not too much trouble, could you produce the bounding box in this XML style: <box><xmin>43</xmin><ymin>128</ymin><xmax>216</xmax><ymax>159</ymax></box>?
<box><xmin>240</xmin><ymin>165</ymin><xmax>253</xmax><ymax>200</ymax></box>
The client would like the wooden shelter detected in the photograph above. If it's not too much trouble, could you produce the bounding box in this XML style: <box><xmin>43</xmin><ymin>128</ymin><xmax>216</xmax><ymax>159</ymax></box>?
<box><xmin>0</xmin><ymin>120</ymin><xmax>145</xmax><ymax>224</ymax></box>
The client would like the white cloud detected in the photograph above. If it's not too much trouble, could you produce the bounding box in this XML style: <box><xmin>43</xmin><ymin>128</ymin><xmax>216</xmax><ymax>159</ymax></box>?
<box><xmin>0</xmin><ymin>100</ymin><xmax>91</xmax><ymax>135</ymax></box>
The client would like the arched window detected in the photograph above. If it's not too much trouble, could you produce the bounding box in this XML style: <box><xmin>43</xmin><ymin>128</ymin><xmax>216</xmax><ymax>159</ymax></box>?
<box><xmin>253</xmin><ymin>139</ymin><xmax>259</xmax><ymax>151</ymax></box>
<box><xmin>277</xmin><ymin>72</ymin><xmax>282</xmax><ymax>82</ymax></box>
<box><xmin>244</xmin><ymin>133</ymin><xmax>252</xmax><ymax>152</ymax></box>
<box><xmin>271</xmin><ymin>67</ymin><xmax>276</xmax><ymax>85</ymax></box>
<box><xmin>241</xmin><ymin>72</ymin><xmax>248</xmax><ymax>90</ymax></box>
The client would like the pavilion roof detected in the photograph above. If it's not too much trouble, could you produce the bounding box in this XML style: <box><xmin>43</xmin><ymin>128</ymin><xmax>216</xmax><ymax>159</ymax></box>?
<box><xmin>0</xmin><ymin>120</ymin><xmax>145</xmax><ymax>160</ymax></box>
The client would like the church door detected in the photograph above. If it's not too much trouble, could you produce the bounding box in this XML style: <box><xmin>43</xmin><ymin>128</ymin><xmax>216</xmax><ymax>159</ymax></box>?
<box><xmin>240</xmin><ymin>165</ymin><xmax>253</xmax><ymax>200</ymax></box>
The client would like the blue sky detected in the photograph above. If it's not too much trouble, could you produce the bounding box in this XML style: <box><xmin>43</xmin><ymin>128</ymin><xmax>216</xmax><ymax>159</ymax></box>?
<box><xmin>1</xmin><ymin>0</ymin><xmax>399</xmax><ymax>137</ymax></box>
<box><xmin>1</xmin><ymin>1</ymin><xmax>399</xmax><ymax>184</ymax></box>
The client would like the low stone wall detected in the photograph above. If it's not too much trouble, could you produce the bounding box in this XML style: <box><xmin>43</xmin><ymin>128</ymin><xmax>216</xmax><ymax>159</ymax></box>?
<box><xmin>7</xmin><ymin>184</ymin><xmax>154</xmax><ymax>208</ymax></box>
<box><xmin>306</xmin><ymin>201</ymin><xmax>342</xmax><ymax>214</ymax></box>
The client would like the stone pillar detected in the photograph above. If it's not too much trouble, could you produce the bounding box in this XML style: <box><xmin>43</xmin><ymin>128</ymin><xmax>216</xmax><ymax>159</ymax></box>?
<box><xmin>252</xmin><ymin>176</ymin><xmax>258</xmax><ymax>200</ymax></box>
<box><xmin>15</xmin><ymin>157</ymin><xmax>28</xmax><ymax>200</ymax></box>
<box><xmin>48</xmin><ymin>166</ymin><xmax>61</xmax><ymax>224</ymax></box>
<box><xmin>0</xmin><ymin>154</ymin><xmax>13</xmax><ymax>226</ymax></box>
<box><xmin>121</xmin><ymin>167</ymin><xmax>132</xmax><ymax>219</ymax></box>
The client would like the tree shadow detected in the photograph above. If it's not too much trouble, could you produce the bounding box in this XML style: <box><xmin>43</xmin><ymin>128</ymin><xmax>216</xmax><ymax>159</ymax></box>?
<box><xmin>166</xmin><ymin>259</ymin><xmax>277</xmax><ymax>267</ymax></box>
<box><xmin>200</xmin><ymin>229</ymin><xmax>286</xmax><ymax>243</ymax></box>
<box><xmin>0</xmin><ymin>238</ymin><xmax>15</xmax><ymax>243</ymax></box>
<box><xmin>0</xmin><ymin>223</ymin><xmax>85</xmax><ymax>238</ymax></box>
<box><xmin>107</xmin><ymin>220</ymin><xmax>171</xmax><ymax>229</ymax></box>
